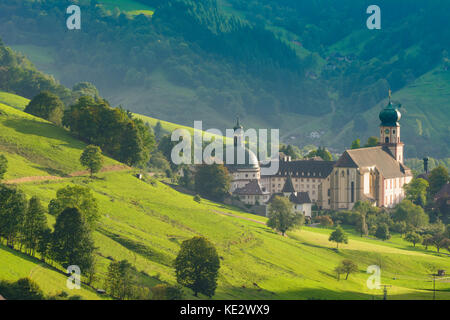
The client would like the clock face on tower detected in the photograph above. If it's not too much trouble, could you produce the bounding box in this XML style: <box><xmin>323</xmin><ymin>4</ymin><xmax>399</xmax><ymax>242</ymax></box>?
<box><xmin>385</xmin><ymin>129</ymin><xmax>390</xmax><ymax>134</ymax></box>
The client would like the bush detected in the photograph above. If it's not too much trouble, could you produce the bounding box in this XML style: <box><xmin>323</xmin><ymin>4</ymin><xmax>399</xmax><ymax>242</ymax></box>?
<box><xmin>151</xmin><ymin>284</ymin><xmax>184</xmax><ymax>300</ymax></box>
<box><xmin>375</xmin><ymin>224</ymin><xmax>391</xmax><ymax>241</ymax></box>
<box><xmin>331</xmin><ymin>210</ymin><xmax>359</xmax><ymax>225</ymax></box>
<box><xmin>194</xmin><ymin>194</ymin><xmax>201</xmax><ymax>203</ymax></box>
<box><xmin>316</xmin><ymin>215</ymin><xmax>334</xmax><ymax>227</ymax></box>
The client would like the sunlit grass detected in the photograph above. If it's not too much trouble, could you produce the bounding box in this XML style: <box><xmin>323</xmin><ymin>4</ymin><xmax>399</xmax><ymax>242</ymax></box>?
<box><xmin>1</xmin><ymin>94</ymin><xmax>449</xmax><ymax>300</ymax></box>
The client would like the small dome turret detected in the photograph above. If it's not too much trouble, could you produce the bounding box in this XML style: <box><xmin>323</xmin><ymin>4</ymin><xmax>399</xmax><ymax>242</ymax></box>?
<box><xmin>233</xmin><ymin>116</ymin><xmax>243</xmax><ymax>131</ymax></box>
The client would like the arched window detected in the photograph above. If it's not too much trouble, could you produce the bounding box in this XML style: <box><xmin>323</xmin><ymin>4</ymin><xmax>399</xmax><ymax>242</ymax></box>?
<box><xmin>385</xmin><ymin>137</ymin><xmax>389</xmax><ymax>143</ymax></box>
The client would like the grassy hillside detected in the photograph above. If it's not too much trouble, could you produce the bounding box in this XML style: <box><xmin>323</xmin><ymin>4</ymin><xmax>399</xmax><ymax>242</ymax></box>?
<box><xmin>0</xmin><ymin>91</ymin><xmax>29</xmax><ymax>110</ymax></box>
<box><xmin>0</xmin><ymin>244</ymin><xmax>101</xmax><ymax>299</ymax></box>
<box><xmin>0</xmin><ymin>100</ymin><xmax>118</xmax><ymax>180</ymax></box>
<box><xmin>97</xmin><ymin>0</ymin><xmax>154</xmax><ymax>16</ymax></box>
<box><xmin>1</xmin><ymin>94</ymin><xmax>449</xmax><ymax>300</ymax></box>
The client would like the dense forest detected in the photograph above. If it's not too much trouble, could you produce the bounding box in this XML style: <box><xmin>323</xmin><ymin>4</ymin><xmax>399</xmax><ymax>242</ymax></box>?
<box><xmin>0</xmin><ymin>0</ymin><xmax>449</xmax><ymax>157</ymax></box>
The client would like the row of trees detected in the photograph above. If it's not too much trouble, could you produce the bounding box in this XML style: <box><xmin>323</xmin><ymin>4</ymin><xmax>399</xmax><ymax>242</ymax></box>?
<box><xmin>0</xmin><ymin>157</ymin><xmax>100</xmax><ymax>285</ymax></box>
<box><xmin>406</xmin><ymin>166</ymin><xmax>449</xmax><ymax>223</ymax></box>
<box><xmin>317</xmin><ymin>198</ymin><xmax>450</xmax><ymax>253</ymax></box>
<box><xmin>0</xmin><ymin>184</ymin><xmax>98</xmax><ymax>271</ymax></box>
<box><xmin>351</xmin><ymin>136</ymin><xmax>379</xmax><ymax>150</ymax></box>
<box><xmin>23</xmin><ymin>91</ymin><xmax>156</xmax><ymax>168</ymax></box>
<box><xmin>279</xmin><ymin>144</ymin><xmax>334</xmax><ymax>161</ymax></box>
<box><xmin>62</xmin><ymin>96</ymin><xmax>155</xmax><ymax>167</ymax></box>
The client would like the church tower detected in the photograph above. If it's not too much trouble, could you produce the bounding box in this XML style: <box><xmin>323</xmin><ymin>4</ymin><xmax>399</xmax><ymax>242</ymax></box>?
<box><xmin>233</xmin><ymin>117</ymin><xmax>244</xmax><ymax>147</ymax></box>
<box><xmin>379</xmin><ymin>90</ymin><xmax>404</xmax><ymax>163</ymax></box>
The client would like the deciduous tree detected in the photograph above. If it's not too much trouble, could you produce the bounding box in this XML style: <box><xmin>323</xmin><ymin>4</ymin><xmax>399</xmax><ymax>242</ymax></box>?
<box><xmin>51</xmin><ymin>207</ymin><xmax>96</xmax><ymax>270</ymax></box>
<box><xmin>393</xmin><ymin>200</ymin><xmax>428</xmax><ymax>229</ymax></box>
<box><xmin>80</xmin><ymin>145</ymin><xmax>103</xmax><ymax>178</ymax></box>
<box><xmin>175</xmin><ymin>236</ymin><xmax>220</xmax><ymax>298</ymax></box>
<box><xmin>48</xmin><ymin>185</ymin><xmax>99</xmax><ymax>228</ymax></box>
<box><xmin>404</xmin><ymin>178</ymin><xmax>429</xmax><ymax>207</ymax></box>
<box><xmin>375</xmin><ymin>223</ymin><xmax>391</xmax><ymax>241</ymax></box>
<box><xmin>404</xmin><ymin>232</ymin><xmax>422</xmax><ymax>247</ymax></box>
<box><xmin>339</xmin><ymin>259</ymin><xmax>358</xmax><ymax>280</ymax></box>
<box><xmin>364</xmin><ymin>136</ymin><xmax>379</xmax><ymax>147</ymax></box>
<box><xmin>267</xmin><ymin>196</ymin><xmax>304</xmax><ymax>236</ymax></box>
<box><xmin>328</xmin><ymin>225</ymin><xmax>348</xmax><ymax>249</ymax></box>
<box><xmin>194</xmin><ymin>164</ymin><xmax>231</xmax><ymax>201</ymax></box>
<box><xmin>105</xmin><ymin>260</ymin><xmax>137</xmax><ymax>300</ymax></box>
<box><xmin>22</xmin><ymin>196</ymin><xmax>47</xmax><ymax>256</ymax></box>
<box><xmin>0</xmin><ymin>185</ymin><xmax>27</xmax><ymax>247</ymax></box>
<box><xmin>0</xmin><ymin>154</ymin><xmax>7</xmax><ymax>181</ymax></box>
<box><xmin>428</xmin><ymin>166</ymin><xmax>449</xmax><ymax>197</ymax></box>
<box><xmin>351</xmin><ymin>139</ymin><xmax>361</xmax><ymax>149</ymax></box>
<box><xmin>25</xmin><ymin>91</ymin><xmax>64</xmax><ymax>125</ymax></box>
<box><xmin>422</xmin><ymin>234</ymin><xmax>433</xmax><ymax>250</ymax></box>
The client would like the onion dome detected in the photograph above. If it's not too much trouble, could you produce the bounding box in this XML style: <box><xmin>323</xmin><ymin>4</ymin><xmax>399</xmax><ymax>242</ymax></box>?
<box><xmin>379</xmin><ymin>93</ymin><xmax>401</xmax><ymax>126</ymax></box>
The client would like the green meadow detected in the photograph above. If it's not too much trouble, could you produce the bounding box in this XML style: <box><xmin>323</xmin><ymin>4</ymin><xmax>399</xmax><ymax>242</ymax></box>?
<box><xmin>97</xmin><ymin>0</ymin><xmax>154</xmax><ymax>16</ymax></box>
<box><xmin>0</xmin><ymin>93</ymin><xmax>449</xmax><ymax>300</ymax></box>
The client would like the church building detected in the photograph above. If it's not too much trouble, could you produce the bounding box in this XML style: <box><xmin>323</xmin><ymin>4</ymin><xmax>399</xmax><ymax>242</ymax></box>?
<box><xmin>318</xmin><ymin>95</ymin><xmax>413</xmax><ymax>210</ymax></box>
<box><xmin>228</xmin><ymin>93</ymin><xmax>413</xmax><ymax>212</ymax></box>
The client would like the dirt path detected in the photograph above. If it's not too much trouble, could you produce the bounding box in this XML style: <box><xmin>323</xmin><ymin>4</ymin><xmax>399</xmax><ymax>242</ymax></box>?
<box><xmin>212</xmin><ymin>210</ymin><xmax>266</xmax><ymax>225</ymax></box>
<box><xmin>4</xmin><ymin>164</ymin><xmax>130</xmax><ymax>185</ymax></box>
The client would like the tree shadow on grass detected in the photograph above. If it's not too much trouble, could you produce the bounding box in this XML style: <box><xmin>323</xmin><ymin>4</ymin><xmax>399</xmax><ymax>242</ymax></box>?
<box><xmin>226</xmin><ymin>286</ymin><xmax>445</xmax><ymax>300</ymax></box>
<box><xmin>2</xmin><ymin>118</ymin><xmax>84</xmax><ymax>149</ymax></box>
<box><xmin>31</xmin><ymin>165</ymin><xmax>69</xmax><ymax>177</ymax></box>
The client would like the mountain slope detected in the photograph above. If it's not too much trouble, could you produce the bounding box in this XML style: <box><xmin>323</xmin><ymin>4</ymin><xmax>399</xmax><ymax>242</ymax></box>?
<box><xmin>1</xmin><ymin>0</ymin><xmax>448</xmax><ymax>157</ymax></box>
<box><xmin>0</xmin><ymin>93</ymin><xmax>449</xmax><ymax>300</ymax></box>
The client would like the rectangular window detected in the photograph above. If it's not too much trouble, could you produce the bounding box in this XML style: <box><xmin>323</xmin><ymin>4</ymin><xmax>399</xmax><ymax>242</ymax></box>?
<box><xmin>351</xmin><ymin>181</ymin><xmax>355</xmax><ymax>203</ymax></box>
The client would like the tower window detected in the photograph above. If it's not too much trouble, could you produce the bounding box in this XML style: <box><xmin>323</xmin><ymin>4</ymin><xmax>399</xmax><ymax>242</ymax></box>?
<box><xmin>393</xmin><ymin>130</ymin><xmax>396</xmax><ymax>134</ymax></box>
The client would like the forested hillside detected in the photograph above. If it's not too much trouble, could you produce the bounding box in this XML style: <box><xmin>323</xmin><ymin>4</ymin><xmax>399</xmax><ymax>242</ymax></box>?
<box><xmin>0</xmin><ymin>0</ymin><xmax>449</xmax><ymax>157</ymax></box>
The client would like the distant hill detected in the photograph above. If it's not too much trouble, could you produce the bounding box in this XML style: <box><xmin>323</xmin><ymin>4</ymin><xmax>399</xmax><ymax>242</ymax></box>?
<box><xmin>0</xmin><ymin>0</ymin><xmax>448</xmax><ymax>158</ymax></box>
